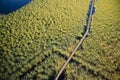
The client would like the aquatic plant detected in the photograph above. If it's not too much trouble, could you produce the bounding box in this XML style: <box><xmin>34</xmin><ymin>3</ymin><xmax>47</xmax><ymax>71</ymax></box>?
<box><xmin>0</xmin><ymin>0</ymin><xmax>120</xmax><ymax>79</ymax></box>
<box><xmin>0</xmin><ymin>0</ymin><xmax>90</xmax><ymax>79</ymax></box>
<box><xmin>65</xmin><ymin>0</ymin><xmax>120</xmax><ymax>79</ymax></box>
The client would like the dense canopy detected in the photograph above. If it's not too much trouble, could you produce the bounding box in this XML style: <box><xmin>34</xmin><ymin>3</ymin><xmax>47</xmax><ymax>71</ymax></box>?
<box><xmin>0</xmin><ymin>0</ymin><xmax>120</xmax><ymax>80</ymax></box>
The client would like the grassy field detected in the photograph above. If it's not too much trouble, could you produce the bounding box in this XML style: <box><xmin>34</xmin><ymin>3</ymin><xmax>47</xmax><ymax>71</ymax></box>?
<box><xmin>0</xmin><ymin>0</ymin><xmax>120</xmax><ymax>80</ymax></box>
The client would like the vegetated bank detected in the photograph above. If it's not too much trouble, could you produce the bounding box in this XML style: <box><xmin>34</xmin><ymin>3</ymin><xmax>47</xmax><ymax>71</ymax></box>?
<box><xmin>0</xmin><ymin>0</ymin><xmax>90</xmax><ymax>79</ymax></box>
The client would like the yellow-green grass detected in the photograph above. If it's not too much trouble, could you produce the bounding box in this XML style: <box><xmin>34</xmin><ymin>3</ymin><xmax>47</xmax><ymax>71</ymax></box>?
<box><xmin>0</xmin><ymin>0</ymin><xmax>90</xmax><ymax>79</ymax></box>
<box><xmin>0</xmin><ymin>0</ymin><xmax>119</xmax><ymax>80</ymax></box>
<box><xmin>65</xmin><ymin>0</ymin><xmax>120</xmax><ymax>80</ymax></box>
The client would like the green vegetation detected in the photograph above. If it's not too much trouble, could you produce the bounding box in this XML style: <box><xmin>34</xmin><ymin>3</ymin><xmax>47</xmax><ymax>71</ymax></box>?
<box><xmin>0</xmin><ymin>0</ymin><xmax>120</xmax><ymax>80</ymax></box>
<box><xmin>0</xmin><ymin>0</ymin><xmax>90</xmax><ymax>79</ymax></box>
<box><xmin>65</xmin><ymin>0</ymin><xmax>120</xmax><ymax>80</ymax></box>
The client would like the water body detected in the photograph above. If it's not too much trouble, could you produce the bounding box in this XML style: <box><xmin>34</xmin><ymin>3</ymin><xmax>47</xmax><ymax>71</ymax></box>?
<box><xmin>0</xmin><ymin>0</ymin><xmax>31</xmax><ymax>14</ymax></box>
<box><xmin>87</xmin><ymin>1</ymin><xmax>95</xmax><ymax>17</ymax></box>
<box><xmin>92</xmin><ymin>6</ymin><xmax>95</xmax><ymax>15</ymax></box>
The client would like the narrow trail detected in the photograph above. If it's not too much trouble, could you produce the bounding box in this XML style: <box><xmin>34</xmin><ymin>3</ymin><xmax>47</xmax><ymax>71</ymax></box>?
<box><xmin>55</xmin><ymin>0</ymin><xmax>95</xmax><ymax>80</ymax></box>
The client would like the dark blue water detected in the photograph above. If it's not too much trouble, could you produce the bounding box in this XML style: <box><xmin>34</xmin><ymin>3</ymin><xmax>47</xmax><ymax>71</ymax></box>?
<box><xmin>0</xmin><ymin>0</ymin><xmax>31</xmax><ymax>14</ymax></box>
<box><xmin>87</xmin><ymin>2</ymin><xmax>95</xmax><ymax>17</ymax></box>
<box><xmin>92</xmin><ymin>7</ymin><xmax>95</xmax><ymax>14</ymax></box>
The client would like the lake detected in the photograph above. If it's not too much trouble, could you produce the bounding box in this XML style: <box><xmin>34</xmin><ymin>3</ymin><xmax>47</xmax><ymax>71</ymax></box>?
<box><xmin>0</xmin><ymin>0</ymin><xmax>31</xmax><ymax>14</ymax></box>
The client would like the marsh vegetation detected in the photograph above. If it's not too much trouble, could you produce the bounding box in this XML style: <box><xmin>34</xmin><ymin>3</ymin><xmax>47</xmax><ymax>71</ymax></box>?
<box><xmin>0</xmin><ymin>0</ymin><xmax>120</xmax><ymax>80</ymax></box>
